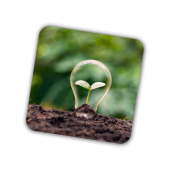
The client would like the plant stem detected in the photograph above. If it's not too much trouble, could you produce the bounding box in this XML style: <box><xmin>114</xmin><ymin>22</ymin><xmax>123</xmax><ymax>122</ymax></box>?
<box><xmin>86</xmin><ymin>89</ymin><xmax>91</xmax><ymax>104</ymax></box>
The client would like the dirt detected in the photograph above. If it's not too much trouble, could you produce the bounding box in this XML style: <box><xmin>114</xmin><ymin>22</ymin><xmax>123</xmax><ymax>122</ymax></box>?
<box><xmin>26</xmin><ymin>104</ymin><xmax>132</xmax><ymax>144</ymax></box>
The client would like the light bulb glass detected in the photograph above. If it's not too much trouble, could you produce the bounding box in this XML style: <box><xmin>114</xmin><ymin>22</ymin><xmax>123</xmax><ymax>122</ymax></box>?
<box><xmin>70</xmin><ymin>60</ymin><xmax>112</xmax><ymax>112</ymax></box>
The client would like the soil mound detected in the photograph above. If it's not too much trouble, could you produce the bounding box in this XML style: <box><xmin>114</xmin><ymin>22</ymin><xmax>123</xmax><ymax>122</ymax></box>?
<box><xmin>26</xmin><ymin>104</ymin><xmax>132</xmax><ymax>144</ymax></box>
<box><xmin>74</xmin><ymin>104</ymin><xmax>95</xmax><ymax>114</ymax></box>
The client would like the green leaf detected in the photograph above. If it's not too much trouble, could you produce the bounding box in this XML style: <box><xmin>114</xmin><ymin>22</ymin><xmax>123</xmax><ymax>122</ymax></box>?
<box><xmin>75</xmin><ymin>80</ymin><xmax>90</xmax><ymax>89</ymax></box>
<box><xmin>91</xmin><ymin>82</ymin><xmax>105</xmax><ymax>90</ymax></box>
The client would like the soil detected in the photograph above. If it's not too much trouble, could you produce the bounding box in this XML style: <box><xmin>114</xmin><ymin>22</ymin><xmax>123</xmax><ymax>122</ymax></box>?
<box><xmin>26</xmin><ymin>104</ymin><xmax>132</xmax><ymax>144</ymax></box>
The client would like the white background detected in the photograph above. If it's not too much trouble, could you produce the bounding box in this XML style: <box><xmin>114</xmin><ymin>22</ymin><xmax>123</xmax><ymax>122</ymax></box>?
<box><xmin>0</xmin><ymin>1</ymin><xmax>170</xmax><ymax>169</ymax></box>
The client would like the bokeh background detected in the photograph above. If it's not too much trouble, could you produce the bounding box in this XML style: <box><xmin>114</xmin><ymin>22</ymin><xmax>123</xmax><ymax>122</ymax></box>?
<box><xmin>29</xmin><ymin>26</ymin><xmax>144</xmax><ymax>120</ymax></box>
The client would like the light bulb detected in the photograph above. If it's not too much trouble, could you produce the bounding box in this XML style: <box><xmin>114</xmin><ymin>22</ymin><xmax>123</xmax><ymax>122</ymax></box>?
<box><xmin>70</xmin><ymin>60</ymin><xmax>112</xmax><ymax>112</ymax></box>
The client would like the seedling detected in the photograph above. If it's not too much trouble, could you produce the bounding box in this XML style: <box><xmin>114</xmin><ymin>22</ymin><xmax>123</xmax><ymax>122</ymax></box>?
<box><xmin>75</xmin><ymin>80</ymin><xmax>105</xmax><ymax>104</ymax></box>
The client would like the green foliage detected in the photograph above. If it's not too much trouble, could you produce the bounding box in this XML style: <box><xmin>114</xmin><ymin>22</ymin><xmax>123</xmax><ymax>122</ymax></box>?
<box><xmin>29</xmin><ymin>26</ymin><xmax>144</xmax><ymax>120</ymax></box>
<box><xmin>75</xmin><ymin>80</ymin><xmax>106</xmax><ymax>104</ymax></box>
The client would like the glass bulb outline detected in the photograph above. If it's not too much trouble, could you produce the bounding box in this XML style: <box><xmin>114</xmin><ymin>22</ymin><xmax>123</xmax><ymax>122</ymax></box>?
<box><xmin>70</xmin><ymin>59</ymin><xmax>112</xmax><ymax>112</ymax></box>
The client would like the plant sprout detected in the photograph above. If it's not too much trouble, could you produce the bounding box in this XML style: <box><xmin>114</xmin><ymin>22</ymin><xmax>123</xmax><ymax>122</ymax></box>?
<box><xmin>75</xmin><ymin>80</ymin><xmax>106</xmax><ymax>104</ymax></box>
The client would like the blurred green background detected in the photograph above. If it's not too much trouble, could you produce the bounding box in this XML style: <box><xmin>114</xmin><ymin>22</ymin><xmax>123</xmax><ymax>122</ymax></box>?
<box><xmin>29</xmin><ymin>26</ymin><xmax>144</xmax><ymax>120</ymax></box>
